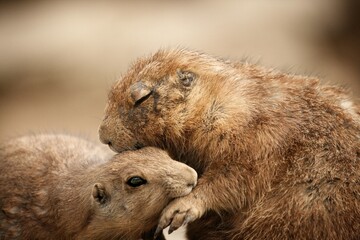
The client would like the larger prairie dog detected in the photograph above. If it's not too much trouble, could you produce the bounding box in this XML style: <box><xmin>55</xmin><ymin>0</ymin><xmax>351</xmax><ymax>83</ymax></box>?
<box><xmin>0</xmin><ymin>134</ymin><xmax>197</xmax><ymax>240</ymax></box>
<box><xmin>99</xmin><ymin>48</ymin><xmax>360</xmax><ymax>240</ymax></box>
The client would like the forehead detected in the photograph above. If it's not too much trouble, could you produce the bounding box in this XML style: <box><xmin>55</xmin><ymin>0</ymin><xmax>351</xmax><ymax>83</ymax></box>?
<box><xmin>108</xmin><ymin>159</ymin><xmax>167</xmax><ymax>183</ymax></box>
<box><xmin>113</xmin><ymin>148</ymin><xmax>169</xmax><ymax>164</ymax></box>
<box><xmin>108</xmin><ymin>49</ymin><xmax>207</xmax><ymax>102</ymax></box>
<box><xmin>107</xmin><ymin>157</ymin><xmax>151</xmax><ymax>177</ymax></box>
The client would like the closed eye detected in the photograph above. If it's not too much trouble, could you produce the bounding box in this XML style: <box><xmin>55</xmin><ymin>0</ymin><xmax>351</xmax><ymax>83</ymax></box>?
<box><xmin>134</xmin><ymin>91</ymin><xmax>152</xmax><ymax>106</ymax></box>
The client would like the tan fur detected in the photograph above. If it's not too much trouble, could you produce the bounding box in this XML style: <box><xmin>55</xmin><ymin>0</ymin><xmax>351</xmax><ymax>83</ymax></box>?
<box><xmin>99</xmin><ymin>48</ymin><xmax>360</xmax><ymax>240</ymax></box>
<box><xmin>0</xmin><ymin>134</ymin><xmax>197</xmax><ymax>240</ymax></box>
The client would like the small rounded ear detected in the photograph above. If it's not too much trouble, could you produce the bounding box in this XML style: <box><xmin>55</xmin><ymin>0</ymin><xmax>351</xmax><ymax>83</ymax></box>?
<box><xmin>92</xmin><ymin>183</ymin><xmax>108</xmax><ymax>204</ymax></box>
<box><xmin>130</xmin><ymin>81</ymin><xmax>152</xmax><ymax>105</ymax></box>
<box><xmin>177</xmin><ymin>69</ymin><xmax>196</xmax><ymax>87</ymax></box>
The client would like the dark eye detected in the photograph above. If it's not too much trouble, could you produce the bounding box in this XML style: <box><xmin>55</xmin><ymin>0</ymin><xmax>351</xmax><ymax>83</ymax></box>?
<box><xmin>127</xmin><ymin>176</ymin><xmax>147</xmax><ymax>187</ymax></box>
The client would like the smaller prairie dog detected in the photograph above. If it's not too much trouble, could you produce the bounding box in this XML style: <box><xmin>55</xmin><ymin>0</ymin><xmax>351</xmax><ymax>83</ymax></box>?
<box><xmin>0</xmin><ymin>134</ymin><xmax>197</xmax><ymax>240</ymax></box>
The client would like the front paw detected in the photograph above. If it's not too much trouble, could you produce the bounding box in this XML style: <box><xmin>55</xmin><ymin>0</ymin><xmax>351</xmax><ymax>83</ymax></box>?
<box><xmin>155</xmin><ymin>195</ymin><xmax>205</xmax><ymax>237</ymax></box>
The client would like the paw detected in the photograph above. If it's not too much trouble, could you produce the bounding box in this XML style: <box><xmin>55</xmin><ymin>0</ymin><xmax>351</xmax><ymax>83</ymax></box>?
<box><xmin>155</xmin><ymin>196</ymin><xmax>204</xmax><ymax>237</ymax></box>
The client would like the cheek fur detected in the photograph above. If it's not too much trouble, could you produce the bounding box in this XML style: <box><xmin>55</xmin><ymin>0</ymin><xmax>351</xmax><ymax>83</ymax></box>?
<box><xmin>127</xmin><ymin>107</ymin><xmax>151</xmax><ymax>127</ymax></box>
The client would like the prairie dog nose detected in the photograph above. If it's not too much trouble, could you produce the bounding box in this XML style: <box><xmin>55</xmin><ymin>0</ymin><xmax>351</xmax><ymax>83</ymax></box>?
<box><xmin>184</xmin><ymin>166</ymin><xmax>198</xmax><ymax>189</ymax></box>
<box><xmin>98</xmin><ymin>125</ymin><xmax>111</xmax><ymax>144</ymax></box>
<box><xmin>167</xmin><ymin>163</ymin><xmax>198</xmax><ymax>199</ymax></box>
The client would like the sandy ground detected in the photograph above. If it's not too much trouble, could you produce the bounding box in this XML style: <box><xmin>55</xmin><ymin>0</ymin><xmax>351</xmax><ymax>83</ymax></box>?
<box><xmin>0</xmin><ymin>1</ymin><xmax>359</xmax><ymax>239</ymax></box>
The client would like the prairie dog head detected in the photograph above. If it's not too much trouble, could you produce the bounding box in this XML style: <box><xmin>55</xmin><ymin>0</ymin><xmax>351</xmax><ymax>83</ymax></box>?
<box><xmin>99</xmin><ymin>48</ymin><xmax>237</xmax><ymax>153</ymax></box>
<box><xmin>84</xmin><ymin>147</ymin><xmax>197</xmax><ymax>237</ymax></box>
<box><xmin>0</xmin><ymin>135</ymin><xmax>196</xmax><ymax>239</ymax></box>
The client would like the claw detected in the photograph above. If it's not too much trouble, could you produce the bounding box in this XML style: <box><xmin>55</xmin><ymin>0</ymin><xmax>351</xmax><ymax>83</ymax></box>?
<box><xmin>183</xmin><ymin>214</ymin><xmax>193</xmax><ymax>226</ymax></box>
<box><xmin>153</xmin><ymin>226</ymin><xmax>163</xmax><ymax>239</ymax></box>
<box><xmin>168</xmin><ymin>226</ymin><xmax>176</xmax><ymax>235</ymax></box>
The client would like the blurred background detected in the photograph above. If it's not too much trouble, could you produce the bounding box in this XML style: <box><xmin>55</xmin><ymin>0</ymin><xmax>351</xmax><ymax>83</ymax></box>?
<box><xmin>0</xmin><ymin>0</ymin><xmax>359</xmax><ymax>239</ymax></box>
<box><xmin>1</xmin><ymin>0</ymin><xmax>360</xmax><ymax>142</ymax></box>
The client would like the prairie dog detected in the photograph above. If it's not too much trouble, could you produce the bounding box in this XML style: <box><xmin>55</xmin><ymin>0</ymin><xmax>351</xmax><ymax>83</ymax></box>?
<box><xmin>0</xmin><ymin>134</ymin><xmax>197</xmax><ymax>240</ymax></box>
<box><xmin>99</xmin><ymin>48</ymin><xmax>360</xmax><ymax>239</ymax></box>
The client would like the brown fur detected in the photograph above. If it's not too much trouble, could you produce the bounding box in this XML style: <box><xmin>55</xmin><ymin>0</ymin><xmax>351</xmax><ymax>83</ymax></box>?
<box><xmin>0</xmin><ymin>134</ymin><xmax>197</xmax><ymax>240</ymax></box>
<box><xmin>99</xmin><ymin>48</ymin><xmax>360</xmax><ymax>240</ymax></box>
